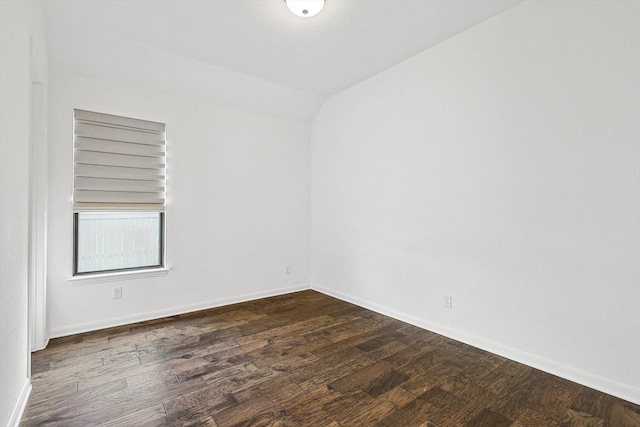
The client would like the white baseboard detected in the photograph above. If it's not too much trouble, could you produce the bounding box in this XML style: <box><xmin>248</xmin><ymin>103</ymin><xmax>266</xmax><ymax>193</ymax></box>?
<box><xmin>312</xmin><ymin>283</ymin><xmax>640</xmax><ymax>406</ymax></box>
<box><xmin>30</xmin><ymin>337</ymin><xmax>49</xmax><ymax>353</ymax></box>
<box><xmin>48</xmin><ymin>283</ymin><xmax>311</xmax><ymax>339</ymax></box>
<box><xmin>8</xmin><ymin>379</ymin><xmax>31</xmax><ymax>427</ymax></box>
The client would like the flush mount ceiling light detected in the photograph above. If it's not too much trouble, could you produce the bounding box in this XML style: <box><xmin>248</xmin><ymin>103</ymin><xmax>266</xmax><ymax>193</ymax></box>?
<box><xmin>284</xmin><ymin>0</ymin><xmax>325</xmax><ymax>18</ymax></box>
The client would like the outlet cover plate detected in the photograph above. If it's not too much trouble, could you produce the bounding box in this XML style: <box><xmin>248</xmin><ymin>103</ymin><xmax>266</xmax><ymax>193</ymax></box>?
<box><xmin>444</xmin><ymin>295</ymin><xmax>452</xmax><ymax>309</ymax></box>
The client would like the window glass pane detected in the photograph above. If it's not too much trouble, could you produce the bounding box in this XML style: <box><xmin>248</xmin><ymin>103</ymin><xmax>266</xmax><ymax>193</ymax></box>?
<box><xmin>76</xmin><ymin>212</ymin><xmax>162</xmax><ymax>274</ymax></box>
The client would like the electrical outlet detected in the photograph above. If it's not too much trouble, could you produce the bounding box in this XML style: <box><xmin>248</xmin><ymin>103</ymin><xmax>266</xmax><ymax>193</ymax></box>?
<box><xmin>444</xmin><ymin>295</ymin><xmax>452</xmax><ymax>309</ymax></box>
<box><xmin>113</xmin><ymin>286</ymin><xmax>122</xmax><ymax>299</ymax></box>
<box><xmin>285</xmin><ymin>266</ymin><xmax>291</xmax><ymax>275</ymax></box>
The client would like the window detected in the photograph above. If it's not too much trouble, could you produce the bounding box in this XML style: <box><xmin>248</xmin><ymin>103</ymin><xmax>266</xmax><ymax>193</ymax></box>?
<box><xmin>75</xmin><ymin>212</ymin><xmax>163</xmax><ymax>274</ymax></box>
<box><xmin>73</xmin><ymin>109</ymin><xmax>166</xmax><ymax>275</ymax></box>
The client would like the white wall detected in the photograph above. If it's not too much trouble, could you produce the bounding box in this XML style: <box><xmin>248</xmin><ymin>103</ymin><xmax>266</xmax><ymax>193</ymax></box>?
<box><xmin>311</xmin><ymin>0</ymin><xmax>640</xmax><ymax>404</ymax></box>
<box><xmin>0</xmin><ymin>1</ymin><xmax>47</xmax><ymax>425</ymax></box>
<box><xmin>43</xmin><ymin>2</ymin><xmax>324</xmax><ymax>125</ymax></box>
<box><xmin>47</xmin><ymin>69</ymin><xmax>310</xmax><ymax>336</ymax></box>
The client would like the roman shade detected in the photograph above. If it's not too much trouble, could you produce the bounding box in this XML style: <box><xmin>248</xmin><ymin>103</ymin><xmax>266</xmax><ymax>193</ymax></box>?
<box><xmin>73</xmin><ymin>109</ymin><xmax>166</xmax><ymax>211</ymax></box>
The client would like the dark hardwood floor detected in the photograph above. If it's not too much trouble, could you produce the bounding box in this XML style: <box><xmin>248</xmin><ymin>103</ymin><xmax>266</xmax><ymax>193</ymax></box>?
<box><xmin>22</xmin><ymin>290</ymin><xmax>640</xmax><ymax>426</ymax></box>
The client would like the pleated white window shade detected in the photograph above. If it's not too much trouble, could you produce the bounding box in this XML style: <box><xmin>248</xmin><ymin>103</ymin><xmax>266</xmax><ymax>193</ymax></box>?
<box><xmin>73</xmin><ymin>109</ymin><xmax>166</xmax><ymax>211</ymax></box>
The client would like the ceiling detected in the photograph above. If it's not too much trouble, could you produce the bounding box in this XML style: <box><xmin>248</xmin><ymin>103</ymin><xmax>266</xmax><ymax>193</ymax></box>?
<box><xmin>43</xmin><ymin>0</ymin><xmax>524</xmax><ymax>123</ymax></box>
<box><xmin>44</xmin><ymin>0</ymin><xmax>522</xmax><ymax>98</ymax></box>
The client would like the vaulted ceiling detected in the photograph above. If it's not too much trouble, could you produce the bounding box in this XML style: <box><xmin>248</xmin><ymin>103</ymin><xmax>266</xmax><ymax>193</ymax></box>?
<box><xmin>44</xmin><ymin>0</ymin><xmax>522</xmax><ymax>122</ymax></box>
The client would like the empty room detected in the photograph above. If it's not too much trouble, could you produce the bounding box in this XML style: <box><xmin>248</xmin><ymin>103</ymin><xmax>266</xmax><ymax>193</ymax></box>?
<box><xmin>1</xmin><ymin>0</ymin><xmax>639</xmax><ymax>426</ymax></box>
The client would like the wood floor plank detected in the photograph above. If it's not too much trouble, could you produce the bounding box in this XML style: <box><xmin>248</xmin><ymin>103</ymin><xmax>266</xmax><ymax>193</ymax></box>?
<box><xmin>466</xmin><ymin>408</ymin><xmax>513</xmax><ymax>427</ymax></box>
<box><xmin>436</xmin><ymin>381</ymin><xmax>496</xmax><ymax>426</ymax></box>
<box><xmin>164</xmin><ymin>364</ymin><xmax>272</xmax><ymax>413</ymax></box>
<box><xmin>22</xmin><ymin>290</ymin><xmax>640</xmax><ymax>427</ymax></box>
<box><xmin>329</xmin><ymin>361</ymin><xmax>393</xmax><ymax>393</ymax></box>
<box><xmin>532</xmin><ymin>377</ymin><xmax>582</xmax><ymax>421</ymax></box>
<box><xmin>213</xmin><ymin>382</ymin><xmax>303</xmax><ymax>426</ymax></box>
<box><xmin>610</xmin><ymin>403</ymin><xmax>640</xmax><ymax>427</ymax></box>
<box><xmin>378</xmin><ymin>386</ymin><xmax>457</xmax><ymax>426</ymax></box>
<box><xmin>284</xmin><ymin>385</ymin><xmax>342</xmax><ymax>421</ymax></box>
<box><xmin>511</xmin><ymin>408</ymin><xmax>559</xmax><ymax>427</ymax></box>
<box><xmin>95</xmin><ymin>404</ymin><xmax>167</xmax><ymax>427</ymax></box>
<box><xmin>559</xmin><ymin>409</ymin><xmax>606</xmax><ymax>427</ymax></box>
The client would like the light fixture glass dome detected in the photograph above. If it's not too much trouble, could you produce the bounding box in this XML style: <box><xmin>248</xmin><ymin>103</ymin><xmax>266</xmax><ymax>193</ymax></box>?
<box><xmin>285</xmin><ymin>0</ymin><xmax>325</xmax><ymax>18</ymax></box>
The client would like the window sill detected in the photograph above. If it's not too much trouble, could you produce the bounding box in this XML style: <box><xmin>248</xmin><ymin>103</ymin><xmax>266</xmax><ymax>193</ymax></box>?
<box><xmin>69</xmin><ymin>267</ymin><xmax>170</xmax><ymax>286</ymax></box>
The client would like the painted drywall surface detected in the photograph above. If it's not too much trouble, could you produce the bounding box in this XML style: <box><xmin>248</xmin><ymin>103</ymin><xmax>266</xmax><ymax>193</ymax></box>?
<box><xmin>47</xmin><ymin>69</ymin><xmax>310</xmax><ymax>336</ymax></box>
<box><xmin>0</xmin><ymin>1</ymin><xmax>47</xmax><ymax>425</ymax></box>
<box><xmin>43</xmin><ymin>14</ymin><xmax>324</xmax><ymax>125</ymax></box>
<box><xmin>311</xmin><ymin>0</ymin><xmax>640</xmax><ymax>400</ymax></box>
